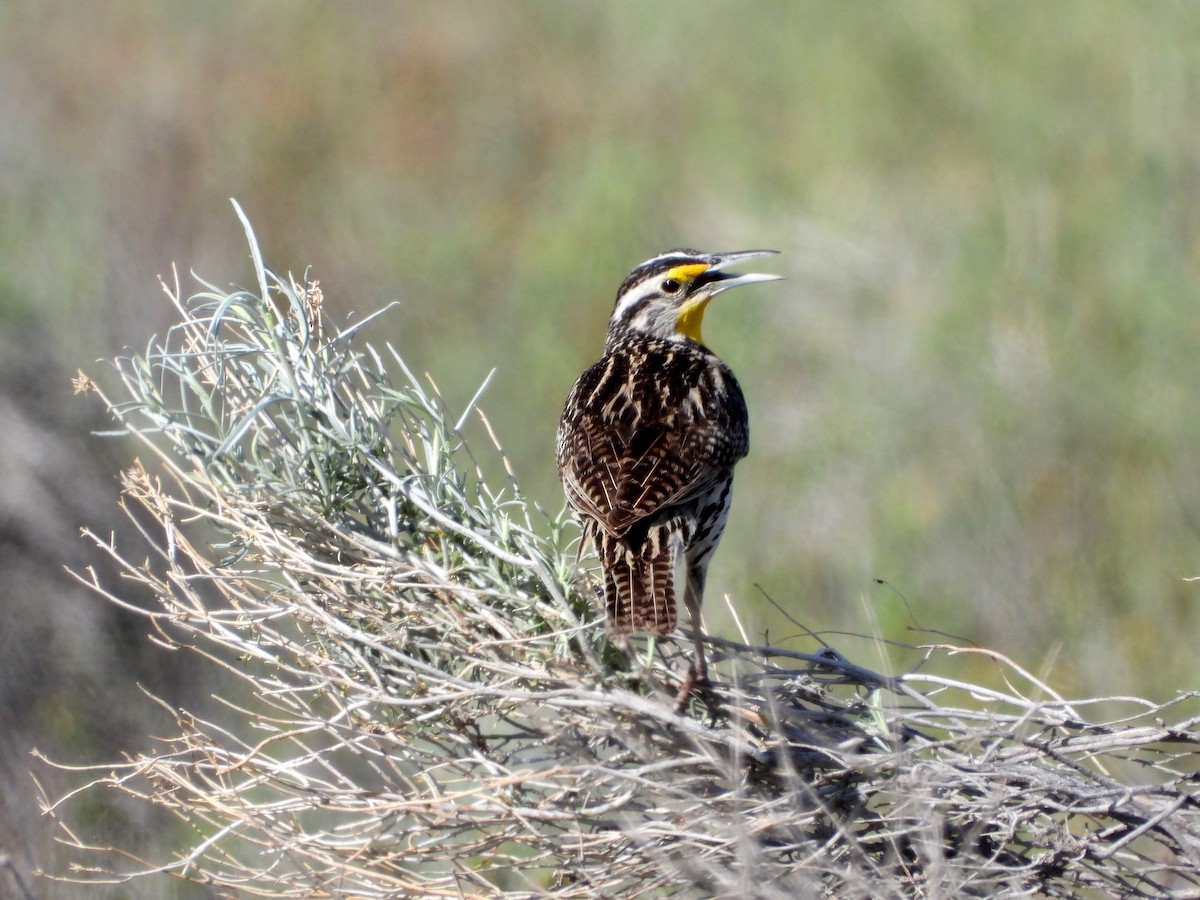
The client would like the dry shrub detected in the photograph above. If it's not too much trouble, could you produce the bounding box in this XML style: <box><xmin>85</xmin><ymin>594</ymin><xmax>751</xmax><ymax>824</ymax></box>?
<box><xmin>43</xmin><ymin>207</ymin><xmax>1200</xmax><ymax>898</ymax></box>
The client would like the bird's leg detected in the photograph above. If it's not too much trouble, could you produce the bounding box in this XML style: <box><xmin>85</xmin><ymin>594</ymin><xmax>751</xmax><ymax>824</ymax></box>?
<box><xmin>674</xmin><ymin>563</ymin><xmax>717</xmax><ymax>716</ymax></box>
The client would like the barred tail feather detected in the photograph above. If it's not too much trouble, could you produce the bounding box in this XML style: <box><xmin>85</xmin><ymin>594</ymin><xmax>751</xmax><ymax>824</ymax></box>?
<box><xmin>600</xmin><ymin>534</ymin><xmax>677</xmax><ymax>636</ymax></box>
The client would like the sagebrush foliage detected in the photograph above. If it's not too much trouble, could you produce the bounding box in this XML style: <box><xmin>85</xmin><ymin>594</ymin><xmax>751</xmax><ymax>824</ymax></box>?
<box><xmin>46</xmin><ymin>208</ymin><xmax>1200</xmax><ymax>898</ymax></box>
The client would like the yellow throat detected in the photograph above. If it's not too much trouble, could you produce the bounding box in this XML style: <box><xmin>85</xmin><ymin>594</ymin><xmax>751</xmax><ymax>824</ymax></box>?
<box><xmin>667</xmin><ymin>262</ymin><xmax>714</xmax><ymax>344</ymax></box>
<box><xmin>675</xmin><ymin>296</ymin><xmax>712</xmax><ymax>344</ymax></box>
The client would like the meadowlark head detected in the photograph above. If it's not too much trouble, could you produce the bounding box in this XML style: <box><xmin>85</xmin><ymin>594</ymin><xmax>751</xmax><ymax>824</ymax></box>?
<box><xmin>606</xmin><ymin>248</ymin><xmax>782</xmax><ymax>347</ymax></box>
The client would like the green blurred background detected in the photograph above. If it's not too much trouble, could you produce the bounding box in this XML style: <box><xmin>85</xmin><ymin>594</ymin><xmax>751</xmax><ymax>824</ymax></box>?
<box><xmin>3</xmin><ymin>2</ymin><xmax>1200</xmax><ymax>888</ymax></box>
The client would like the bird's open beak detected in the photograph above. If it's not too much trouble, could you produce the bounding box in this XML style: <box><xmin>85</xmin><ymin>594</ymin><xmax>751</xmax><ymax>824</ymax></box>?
<box><xmin>695</xmin><ymin>249</ymin><xmax>784</xmax><ymax>295</ymax></box>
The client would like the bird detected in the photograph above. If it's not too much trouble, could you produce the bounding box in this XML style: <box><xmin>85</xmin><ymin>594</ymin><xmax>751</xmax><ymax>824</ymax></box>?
<box><xmin>556</xmin><ymin>248</ymin><xmax>782</xmax><ymax>708</ymax></box>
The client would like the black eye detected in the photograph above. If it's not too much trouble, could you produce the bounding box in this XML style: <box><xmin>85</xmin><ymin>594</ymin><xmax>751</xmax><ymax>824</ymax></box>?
<box><xmin>661</xmin><ymin>278</ymin><xmax>682</xmax><ymax>293</ymax></box>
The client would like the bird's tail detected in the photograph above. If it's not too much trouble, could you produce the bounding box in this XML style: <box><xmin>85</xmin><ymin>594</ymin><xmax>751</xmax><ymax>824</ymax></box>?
<box><xmin>595</xmin><ymin>529</ymin><xmax>677</xmax><ymax>636</ymax></box>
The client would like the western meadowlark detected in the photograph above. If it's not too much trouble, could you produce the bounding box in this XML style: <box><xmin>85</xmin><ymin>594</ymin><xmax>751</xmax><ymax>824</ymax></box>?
<box><xmin>556</xmin><ymin>248</ymin><xmax>782</xmax><ymax>707</ymax></box>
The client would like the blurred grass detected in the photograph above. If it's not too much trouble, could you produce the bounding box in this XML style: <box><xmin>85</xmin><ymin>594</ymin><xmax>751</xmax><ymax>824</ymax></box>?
<box><xmin>3</xmin><ymin>0</ymin><xmax>1200</xmax><ymax>700</ymax></box>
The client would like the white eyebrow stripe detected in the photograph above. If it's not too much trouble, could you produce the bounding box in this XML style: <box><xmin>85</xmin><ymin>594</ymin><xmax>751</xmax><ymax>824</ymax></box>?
<box><xmin>611</xmin><ymin>279</ymin><xmax>659</xmax><ymax>322</ymax></box>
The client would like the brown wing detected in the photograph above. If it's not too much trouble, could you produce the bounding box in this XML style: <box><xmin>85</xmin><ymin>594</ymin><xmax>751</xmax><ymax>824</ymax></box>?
<box><xmin>556</xmin><ymin>336</ymin><xmax>748</xmax><ymax>539</ymax></box>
